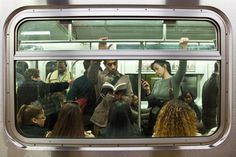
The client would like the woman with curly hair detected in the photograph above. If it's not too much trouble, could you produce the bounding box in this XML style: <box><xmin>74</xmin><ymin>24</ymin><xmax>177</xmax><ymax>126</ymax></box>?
<box><xmin>152</xmin><ymin>99</ymin><xmax>199</xmax><ymax>137</ymax></box>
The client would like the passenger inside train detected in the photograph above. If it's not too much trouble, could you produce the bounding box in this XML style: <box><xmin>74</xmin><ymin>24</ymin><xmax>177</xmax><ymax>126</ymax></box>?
<box><xmin>46</xmin><ymin>102</ymin><xmax>94</xmax><ymax>138</ymax></box>
<box><xmin>66</xmin><ymin>60</ymin><xmax>96</xmax><ymax>131</ymax></box>
<box><xmin>141</xmin><ymin>37</ymin><xmax>188</xmax><ymax>136</ymax></box>
<box><xmin>88</xmin><ymin>59</ymin><xmax>134</xmax><ymax>136</ymax></box>
<box><xmin>16</xmin><ymin>101</ymin><xmax>48</xmax><ymax>138</ymax></box>
<box><xmin>100</xmin><ymin>100</ymin><xmax>141</xmax><ymax>138</ymax></box>
<box><xmin>152</xmin><ymin>99</ymin><xmax>200</xmax><ymax>137</ymax></box>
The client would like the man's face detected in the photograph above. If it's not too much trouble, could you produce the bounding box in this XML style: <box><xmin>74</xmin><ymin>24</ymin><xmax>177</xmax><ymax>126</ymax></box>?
<box><xmin>105</xmin><ymin>60</ymin><xmax>118</xmax><ymax>74</ymax></box>
<box><xmin>58</xmin><ymin>62</ymin><xmax>66</xmax><ymax>74</ymax></box>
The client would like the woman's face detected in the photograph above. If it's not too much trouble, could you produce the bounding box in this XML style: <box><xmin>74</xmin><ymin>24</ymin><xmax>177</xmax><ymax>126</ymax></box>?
<box><xmin>32</xmin><ymin>110</ymin><xmax>46</xmax><ymax>127</ymax></box>
<box><xmin>152</xmin><ymin>63</ymin><xmax>166</xmax><ymax>77</ymax></box>
<box><xmin>184</xmin><ymin>93</ymin><xmax>193</xmax><ymax>104</ymax></box>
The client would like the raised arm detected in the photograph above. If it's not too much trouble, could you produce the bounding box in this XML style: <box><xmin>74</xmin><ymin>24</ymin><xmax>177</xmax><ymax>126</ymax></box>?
<box><xmin>173</xmin><ymin>37</ymin><xmax>189</xmax><ymax>83</ymax></box>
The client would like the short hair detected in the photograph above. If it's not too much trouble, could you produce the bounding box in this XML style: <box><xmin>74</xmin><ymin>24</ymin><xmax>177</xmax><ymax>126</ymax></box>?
<box><xmin>153</xmin><ymin>99</ymin><xmax>198</xmax><ymax>137</ymax></box>
<box><xmin>103</xmin><ymin>60</ymin><xmax>118</xmax><ymax>66</ymax></box>
<box><xmin>150</xmin><ymin>60</ymin><xmax>171</xmax><ymax>74</ymax></box>
<box><xmin>24</xmin><ymin>68</ymin><xmax>40</xmax><ymax>80</ymax></box>
<box><xmin>57</xmin><ymin>60</ymin><xmax>67</xmax><ymax>67</ymax></box>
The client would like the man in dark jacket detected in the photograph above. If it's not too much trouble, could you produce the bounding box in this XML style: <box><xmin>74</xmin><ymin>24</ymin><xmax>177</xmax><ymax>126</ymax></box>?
<box><xmin>67</xmin><ymin>60</ymin><xmax>96</xmax><ymax>131</ymax></box>
<box><xmin>202</xmin><ymin>61</ymin><xmax>220</xmax><ymax>133</ymax></box>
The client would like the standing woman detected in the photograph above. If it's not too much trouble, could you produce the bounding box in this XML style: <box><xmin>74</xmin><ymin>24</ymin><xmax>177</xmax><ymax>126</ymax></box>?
<box><xmin>141</xmin><ymin>37</ymin><xmax>189</xmax><ymax>136</ymax></box>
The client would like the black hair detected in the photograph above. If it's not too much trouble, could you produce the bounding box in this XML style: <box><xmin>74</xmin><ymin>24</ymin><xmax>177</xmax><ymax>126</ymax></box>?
<box><xmin>24</xmin><ymin>68</ymin><xmax>40</xmax><ymax>80</ymax></box>
<box><xmin>103</xmin><ymin>60</ymin><xmax>118</xmax><ymax>66</ymax></box>
<box><xmin>150</xmin><ymin>60</ymin><xmax>171</xmax><ymax>74</ymax></box>
<box><xmin>105</xmin><ymin>100</ymin><xmax>134</xmax><ymax>137</ymax></box>
<box><xmin>57</xmin><ymin>60</ymin><xmax>67</xmax><ymax>67</ymax></box>
<box><xmin>83</xmin><ymin>60</ymin><xmax>91</xmax><ymax>72</ymax></box>
<box><xmin>180</xmin><ymin>89</ymin><xmax>194</xmax><ymax>102</ymax></box>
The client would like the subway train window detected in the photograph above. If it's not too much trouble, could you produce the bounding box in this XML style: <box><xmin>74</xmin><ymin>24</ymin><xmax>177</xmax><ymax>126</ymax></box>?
<box><xmin>14</xmin><ymin>59</ymin><xmax>220</xmax><ymax>138</ymax></box>
<box><xmin>17</xmin><ymin>20</ymin><xmax>217</xmax><ymax>51</ymax></box>
<box><xmin>4</xmin><ymin>7</ymin><xmax>229</xmax><ymax>148</ymax></box>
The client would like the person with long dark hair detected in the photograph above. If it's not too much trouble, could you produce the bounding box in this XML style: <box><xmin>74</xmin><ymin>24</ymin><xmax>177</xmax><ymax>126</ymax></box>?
<box><xmin>100</xmin><ymin>100</ymin><xmax>141</xmax><ymax>138</ymax></box>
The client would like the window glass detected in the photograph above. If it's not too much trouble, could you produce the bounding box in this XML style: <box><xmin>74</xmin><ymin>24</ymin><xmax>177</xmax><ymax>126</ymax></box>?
<box><xmin>17</xmin><ymin>20</ymin><xmax>217</xmax><ymax>51</ymax></box>
<box><xmin>15</xmin><ymin>59</ymin><xmax>220</xmax><ymax>138</ymax></box>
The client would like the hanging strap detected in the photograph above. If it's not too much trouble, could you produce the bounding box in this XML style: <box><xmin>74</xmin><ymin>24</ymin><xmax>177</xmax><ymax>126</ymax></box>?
<box><xmin>110</xmin><ymin>74</ymin><xmax>123</xmax><ymax>86</ymax></box>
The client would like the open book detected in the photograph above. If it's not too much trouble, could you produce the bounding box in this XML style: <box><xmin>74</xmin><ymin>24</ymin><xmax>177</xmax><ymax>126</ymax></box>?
<box><xmin>101</xmin><ymin>82</ymin><xmax>127</xmax><ymax>94</ymax></box>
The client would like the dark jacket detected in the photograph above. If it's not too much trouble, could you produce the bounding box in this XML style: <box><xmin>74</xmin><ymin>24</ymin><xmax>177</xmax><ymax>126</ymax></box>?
<box><xmin>20</xmin><ymin>123</ymin><xmax>48</xmax><ymax>138</ymax></box>
<box><xmin>202</xmin><ymin>72</ymin><xmax>220</xmax><ymax>131</ymax></box>
<box><xmin>17</xmin><ymin>80</ymin><xmax>69</xmax><ymax>112</ymax></box>
<box><xmin>67</xmin><ymin>74</ymin><xmax>96</xmax><ymax>130</ymax></box>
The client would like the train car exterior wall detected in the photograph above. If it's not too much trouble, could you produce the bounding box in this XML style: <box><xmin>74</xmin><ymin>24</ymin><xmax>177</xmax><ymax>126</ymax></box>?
<box><xmin>0</xmin><ymin>0</ymin><xmax>236</xmax><ymax>157</ymax></box>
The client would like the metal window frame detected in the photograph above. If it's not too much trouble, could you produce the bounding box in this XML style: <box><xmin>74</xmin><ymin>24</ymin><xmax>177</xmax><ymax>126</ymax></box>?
<box><xmin>3</xmin><ymin>6</ymin><xmax>231</xmax><ymax>150</ymax></box>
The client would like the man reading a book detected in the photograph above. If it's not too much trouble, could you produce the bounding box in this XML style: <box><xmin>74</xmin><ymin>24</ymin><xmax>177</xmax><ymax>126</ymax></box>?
<box><xmin>88</xmin><ymin>59</ymin><xmax>134</xmax><ymax>135</ymax></box>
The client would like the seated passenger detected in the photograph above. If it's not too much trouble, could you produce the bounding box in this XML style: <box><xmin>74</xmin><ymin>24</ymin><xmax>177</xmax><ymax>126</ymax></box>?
<box><xmin>100</xmin><ymin>100</ymin><xmax>141</xmax><ymax>138</ymax></box>
<box><xmin>46</xmin><ymin>60</ymin><xmax>73</xmax><ymax>83</ymax></box>
<box><xmin>180</xmin><ymin>89</ymin><xmax>202</xmax><ymax>122</ymax></box>
<box><xmin>152</xmin><ymin>99</ymin><xmax>199</xmax><ymax>137</ymax></box>
<box><xmin>17</xmin><ymin>101</ymin><xmax>47</xmax><ymax>137</ymax></box>
<box><xmin>47</xmin><ymin>102</ymin><xmax>94</xmax><ymax>138</ymax></box>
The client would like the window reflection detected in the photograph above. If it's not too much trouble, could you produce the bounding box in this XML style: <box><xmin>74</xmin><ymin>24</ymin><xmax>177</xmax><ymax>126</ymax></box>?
<box><xmin>17</xmin><ymin>20</ymin><xmax>217</xmax><ymax>51</ymax></box>
<box><xmin>15</xmin><ymin>59</ymin><xmax>220</xmax><ymax>138</ymax></box>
